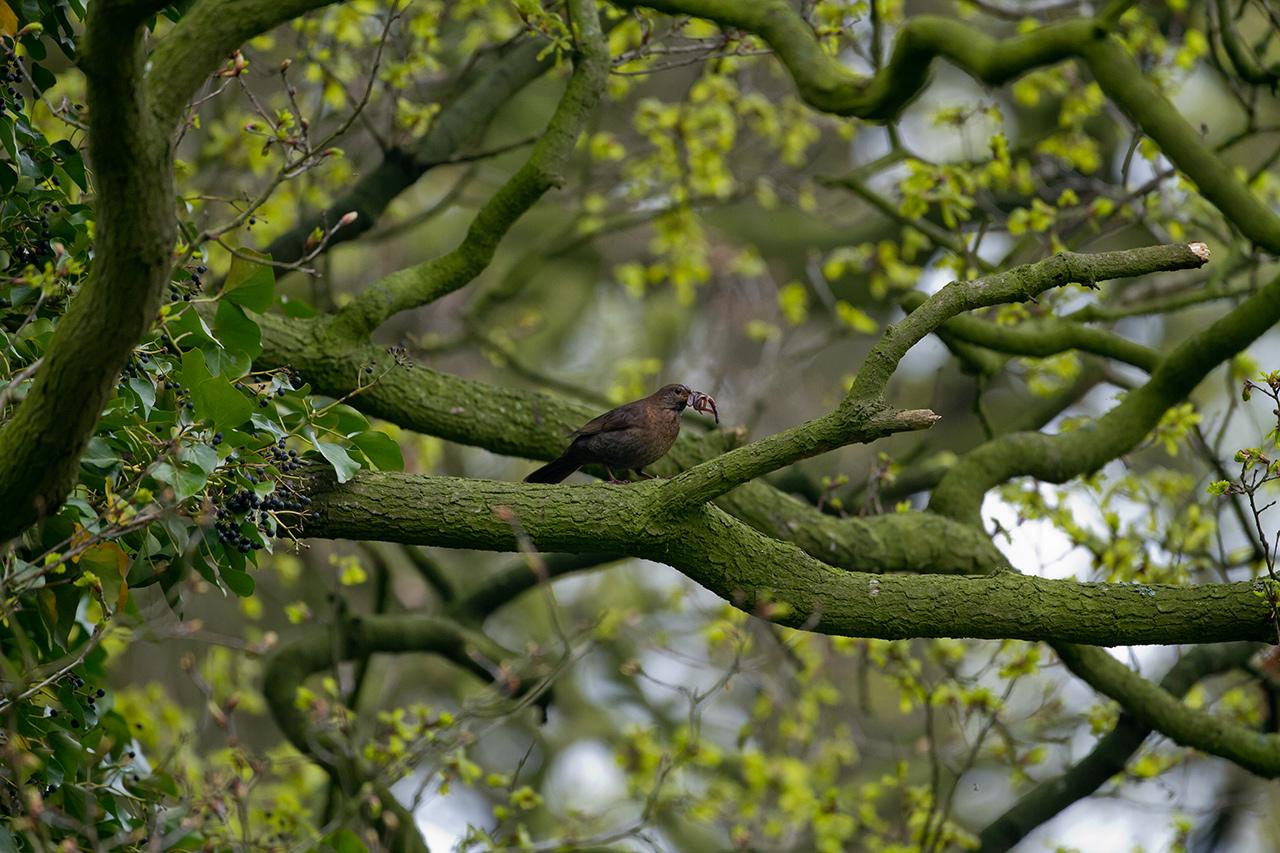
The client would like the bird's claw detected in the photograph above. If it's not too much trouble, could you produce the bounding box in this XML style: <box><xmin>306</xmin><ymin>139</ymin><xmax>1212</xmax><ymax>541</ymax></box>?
<box><xmin>689</xmin><ymin>390</ymin><xmax>719</xmax><ymax>424</ymax></box>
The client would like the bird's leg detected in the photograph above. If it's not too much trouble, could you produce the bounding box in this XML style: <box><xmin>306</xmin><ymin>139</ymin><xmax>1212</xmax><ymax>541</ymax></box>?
<box><xmin>605</xmin><ymin>467</ymin><xmax>628</xmax><ymax>485</ymax></box>
<box><xmin>635</xmin><ymin>469</ymin><xmax>656</xmax><ymax>480</ymax></box>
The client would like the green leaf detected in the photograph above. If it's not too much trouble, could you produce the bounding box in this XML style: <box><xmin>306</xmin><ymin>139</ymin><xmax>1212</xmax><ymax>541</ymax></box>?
<box><xmin>0</xmin><ymin>115</ymin><xmax>17</xmax><ymax>163</ymax></box>
<box><xmin>214</xmin><ymin>299</ymin><xmax>262</xmax><ymax>359</ymax></box>
<box><xmin>170</xmin><ymin>463</ymin><xmax>209</xmax><ymax>502</ymax></box>
<box><xmin>322</xmin><ymin>829</ymin><xmax>369</xmax><ymax>853</ymax></box>
<box><xmin>221</xmin><ymin>567</ymin><xmax>255</xmax><ymax>597</ymax></box>
<box><xmin>179</xmin><ymin>443</ymin><xmax>220</xmax><ymax>476</ymax></box>
<box><xmin>166</xmin><ymin>303</ymin><xmax>218</xmax><ymax>349</ymax></box>
<box><xmin>316</xmin><ymin>441</ymin><xmax>360</xmax><ymax>483</ymax></box>
<box><xmin>352</xmin><ymin>430</ymin><xmax>403</xmax><ymax>471</ymax></box>
<box><xmin>222</xmin><ymin>250</ymin><xmax>275</xmax><ymax>312</ymax></box>
<box><xmin>81</xmin><ymin>436</ymin><xmax>118</xmax><ymax>468</ymax></box>
<box><xmin>181</xmin><ymin>349</ymin><xmax>251</xmax><ymax>429</ymax></box>
<box><xmin>127</xmin><ymin>376</ymin><xmax>155</xmax><ymax>417</ymax></box>
<box><xmin>315</xmin><ymin>401</ymin><xmax>370</xmax><ymax>436</ymax></box>
<box><xmin>51</xmin><ymin>139</ymin><xmax>85</xmax><ymax>190</ymax></box>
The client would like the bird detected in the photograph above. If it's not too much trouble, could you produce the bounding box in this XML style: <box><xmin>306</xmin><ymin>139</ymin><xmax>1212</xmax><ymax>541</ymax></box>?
<box><xmin>524</xmin><ymin>383</ymin><xmax>719</xmax><ymax>484</ymax></box>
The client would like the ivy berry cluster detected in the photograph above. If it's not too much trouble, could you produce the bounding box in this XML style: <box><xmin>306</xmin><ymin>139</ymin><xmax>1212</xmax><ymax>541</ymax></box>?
<box><xmin>1</xmin><ymin>37</ymin><xmax>22</xmax><ymax>114</ymax></box>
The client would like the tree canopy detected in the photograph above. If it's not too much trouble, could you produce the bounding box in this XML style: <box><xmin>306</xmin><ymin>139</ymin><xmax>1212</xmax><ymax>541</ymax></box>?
<box><xmin>2</xmin><ymin>0</ymin><xmax>1280</xmax><ymax>850</ymax></box>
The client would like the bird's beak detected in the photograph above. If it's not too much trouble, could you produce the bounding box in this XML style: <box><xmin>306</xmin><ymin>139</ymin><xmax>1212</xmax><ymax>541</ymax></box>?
<box><xmin>688</xmin><ymin>390</ymin><xmax>719</xmax><ymax>423</ymax></box>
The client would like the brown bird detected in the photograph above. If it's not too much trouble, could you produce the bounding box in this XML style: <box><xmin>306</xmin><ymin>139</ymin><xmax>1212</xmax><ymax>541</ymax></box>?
<box><xmin>524</xmin><ymin>383</ymin><xmax>719</xmax><ymax>484</ymax></box>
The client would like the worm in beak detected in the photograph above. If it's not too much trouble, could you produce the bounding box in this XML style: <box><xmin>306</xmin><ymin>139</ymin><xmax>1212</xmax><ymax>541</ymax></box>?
<box><xmin>688</xmin><ymin>390</ymin><xmax>719</xmax><ymax>424</ymax></box>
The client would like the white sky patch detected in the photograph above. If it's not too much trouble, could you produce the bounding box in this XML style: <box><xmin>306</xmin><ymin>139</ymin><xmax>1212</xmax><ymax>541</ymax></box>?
<box><xmin>543</xmin><ymin>739</ymin><xmax>631</xmax><ymax>817</ymax></box>
<box><xmin>402</xmin><ymin>774</ymin><xmax>492</xmax><ymax>853</ymax></box>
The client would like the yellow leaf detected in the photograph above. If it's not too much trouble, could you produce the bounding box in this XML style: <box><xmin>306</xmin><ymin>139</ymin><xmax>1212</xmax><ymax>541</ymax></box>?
<box><xmin>0</xmin><ymin>3</ymin><xmax>15</xmax><ymax>37</ymax></box>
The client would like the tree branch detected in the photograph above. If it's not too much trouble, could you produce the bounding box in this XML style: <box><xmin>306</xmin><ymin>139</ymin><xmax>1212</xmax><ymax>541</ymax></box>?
<box><xmin>850</xmin><ymin>243</ymin><xmax>1209</xmax><ymax>401</ymax></box>
<box><xmin>931</xmin><ymin>262</ymin><xmax>1280</xmax><ymax>525</ymax></box>
<box><xmin>455</xmin><ymin>552</ymin><xmax>623</xmax><ymax>619</ymax></box>
<box><xmin>329</xmin><ymin>0</ymin><xmax>608</xmax><ymax>338</ymax></box>
<box><xmin>263</xmin><ymin>37</ymin><xmax>555</xmax><ymax>266</ymax></box>
<box><xmin>977</xmin><ymin>642</ymin><xmax>1261</xmax><ymax>851</ymax></box>
<box><xmin>1056</xmin><ymin>643</ymin><xmax>1280</xmax><ymax>779</ymax></box>
<box><xmin>252</xmin><ymin>312</ymin><xmax>1010</xmax><ymax>578</ymax></box>
<box><xmin>301</xmin><ymin>471</ymin><xmax>1278</xmax><ymax>647</ymax></box>
<box><xmin>899</xmin><ymin>292</ymin><xmax>1162</xmax><ymax>373</ymax></box>
<box><xmin>614</xmin><ymin>1</ymin><xmax>1280</xmax><ymax>251</ymax></box>
<box><xmin>1213</xmin><ymin>0</ymin><xmax>1280</xmax><ymax>85</ymax></box>
<box><xmin>0</xmin><ymin>7</ymin><xmax>174</xmax><ymax>540</ymax></box>
<box><xmin>656</xmin><ymin>243</ymin><xmax>1205</xmax><ymax>514</ymax></box>
<box><xmin>147</xmin><ymin>0</ymin><xmax>348</xmax><ymax>128</ymax></box>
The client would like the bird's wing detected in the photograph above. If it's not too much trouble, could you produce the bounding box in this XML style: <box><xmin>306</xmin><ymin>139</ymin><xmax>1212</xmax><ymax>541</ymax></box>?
<box><xmin>571</xmin><ymin>401</ymin><xmax>641</xmax><ymax>438</ymax></box>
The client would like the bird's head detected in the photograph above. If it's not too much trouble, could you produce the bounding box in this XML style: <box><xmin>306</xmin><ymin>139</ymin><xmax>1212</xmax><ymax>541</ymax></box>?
<box><xmin>653</xmin><ymin>383</ymin><xmax>719</xmax><ymax>423</ymax></box>
<box><xmin>654</xmin><ymin>383</ymin><xmax>692</xmax><ymax>410</ymax></box>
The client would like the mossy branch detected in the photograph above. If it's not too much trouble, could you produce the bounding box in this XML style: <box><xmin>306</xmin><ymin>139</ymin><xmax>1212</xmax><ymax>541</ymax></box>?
<box><xmin>659</xmin><ymin>244</ymin><xmax>1205</xmax><ymax>514</ymax></box>
<box><xmin>329</xmin><ymin>0</ymin><xmax>608</xmax><ymax>338</ymax></box>
<box><xmin>899</xmin><ymin>292</ymin><xmax>1162</xmax><ymax>373</ymax></box>
<box><xmin>618</xmin><ymin>0</ymin><xmax>1280</xmax><ymax>252</ymax></box>
<box><xmin>1056</xmin><ymin>643</ymin><xmax>1280</xmax><ymax>779</ymax></box>
<box><xmin>147</xmin><ymin>0</ymin><xmax>347</xmax><ymax>127</ymax></box>
<box><xmin>0</xmin><ymin>8</ymin><xmax>174</xmax><ymax>540</ymax></box>
<box><xmin>977</xmin><ymin>642</ymin><xmax>1261</xmax><ymax>851</ymax></box>
<box><xmin>264</xmin><ymin>38</ymin><xmax>555</xmax><ymax>267</ymax></box>
<box><xmin>302</xmin><ymin>471</ymin><xmax>1277</xmax><ymax>647</ymax></box>
<box><xmin>931</xmin><ymin>263</ymin><xmax>1280</xmax><ymax>525</ymax></box>
<box><xmin>253</xmin><ymin>312</ymin><xmax>1009</xmax><ymax>577</ymax></box>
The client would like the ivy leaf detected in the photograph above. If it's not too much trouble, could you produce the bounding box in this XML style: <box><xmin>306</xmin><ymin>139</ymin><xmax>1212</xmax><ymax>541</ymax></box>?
<box><xmin>316</xmin><ymin>441</ymin><xmax>360</xmax><ymax>483</ymax></box>
<box><xmin>127</xmin><ymin>377</ymin><xmax>155</xmax><ymax>418</ymax></box>
<box><xmin>351</xmin><ymin>430</ymin><xmax>403</xmax><ymax>471</ymax></box>
<box><xmin>180</xmin><ymin>349</ymin><xmax>251</xmax><ymax>429</ymax></box>
<box><xmin>213</xmin><ymin>299</ymin><xmax>261</xmax><ymax>359</ymax></box>
<box><xmin>322</xmin><ymin>829</ymin><xmax>370</xmax><ymax>853</ymax></box>
<box><xmin>221</xmin><ymin>567</ymin><xmax>254</xmax><ymax>597</ymax></box>
<box><xmin>81</xmin><ymin>436</ymin><xmax>118</xmax><ymax>469</ymax></box>
<box><xmin>314</xmin><ymin>401</ymin><xmax>369</xmax><ymax>435</ymax></box>
<box><xmin>50</xmin><ymin>139</ymin><xmax>85</xmax><ymax>190</ymax></box>
<box><xmin>222</xmin><ymin>250</ymin><xmax>275</xmax><ymax>312</ymax></box>
<box><xmin>78</xmin><ymin>541</ymin><xmax>130</xmax><ymax>609</ymax></box>
<box><xmin>153</xmin><ymin>461</ymin><xmax>208</xmax><ymax>502</ymax></box>
<box><xmin>179</xmin><ymin>443</ymin><xmax>219</xmax><ymax>476</ymax></box>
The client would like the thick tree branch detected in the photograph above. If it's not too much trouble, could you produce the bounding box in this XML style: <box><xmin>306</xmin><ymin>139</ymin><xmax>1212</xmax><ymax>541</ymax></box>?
<box><xmin>931</xmin><ymin>263</ymin><xmax>1280</xmax><ymax>525</ymax></box>
<box><xmin>0</xmin><ymin>9</ymin><xmax>173</xmax><ymax>540</ymax></box>
<box><xmin>1056</xmin><ymin>643</ymin><xmax>1280</xmax><ymax>779</ymax></box>
<box><xmin>977</xmin><ymin>642</ymin><xmax>1261</xmax><ymax>851</ymax></box>
<box><xmin>329</xmin><ymin>0</ymin><xmax>608</xmax><ymax>338</ymax></box>
<box><xmin>302</xmin><ymin>472</ymin><xmax>1277</xmax><ymax>647</ymax></box>
<box><xmin>253</xmin><ymin>313</ymin><xmax>1009</xmax><ymax>577</ymax></box>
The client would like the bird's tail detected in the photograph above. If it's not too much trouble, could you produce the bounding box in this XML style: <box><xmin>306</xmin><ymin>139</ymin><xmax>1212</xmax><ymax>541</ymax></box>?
<box><xmin>524</xmin><ymin>453</ymin><xmax>581</xmax><ymax>483</ymax></box>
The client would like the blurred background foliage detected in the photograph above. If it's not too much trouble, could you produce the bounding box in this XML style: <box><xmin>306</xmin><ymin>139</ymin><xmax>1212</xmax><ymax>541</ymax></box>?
<box><xmin>3</xmin><ymin>0</ymin><xmax>1280</xmax><ymax>850</ymax></box>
